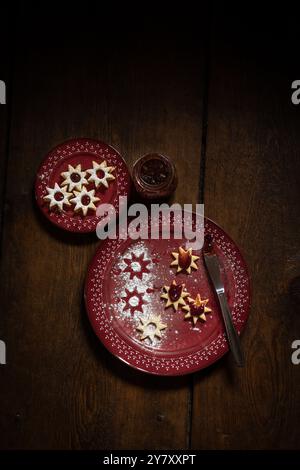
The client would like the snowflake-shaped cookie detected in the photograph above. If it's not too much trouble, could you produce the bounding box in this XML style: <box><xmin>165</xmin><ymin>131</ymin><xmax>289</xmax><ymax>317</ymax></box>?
<box><xmin>122</xmin><ymin>252</ymin><xmax>151</xmax><ymax>280</ymax></box>
<box><xmin>43</xmin><ymin>183</ymin><xmax>72</xmax><ymax>211</ymax></box>
<box><xmin>61</xmin><ymin>164</ymin><xmax>88</xmax><ymax>192</ymax></box>
<box><xmin>86</xmin><ymin>160</ymin><xmax>115</xmax><ymax>189</ymax></box>
<box><xmin>70</xmin><ymin>187</ymin><xmax>100</xmax><ymax>216</ymax></box>
<box><xmin>136</xmin><ymin>315</ymin><xmax>167</xmax><ymax>342</ymax></box>
<box><xmin>121</xmin><ymin>287</ymin><xmax>147</xmax><ymax>315</ymax></box>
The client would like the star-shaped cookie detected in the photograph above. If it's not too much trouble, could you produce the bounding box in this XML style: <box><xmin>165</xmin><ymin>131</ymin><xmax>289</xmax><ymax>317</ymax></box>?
<box><xmin>136</xmin><ymin>315</ymin><xmax>167</xmax><ymax>342</ymax></box>
<box><xmin>70</xmin><ymin>186</ymin><xmax>100</xmax><ymax>216</ymax></box>
<box><xmin>161</xmin><ymin>280</ymin><xmax>189</xmax><ymax>311</ymax></box>
<box><xmin>86</xmin><ymin>160</ymin><xmax>115</xmax><ymax>189</ymax></box>
<box><xmin>43</xmin><ymin>183</ymin><xmax>72</xmax><ymax>211</ymax></box>
<box><xmin>61</xmin><ymin>164</ymin><xmax>88</xmax><ymax>192</ymax></box>
<box><xmin>182</xmin><ymin>294</ymin><xmax>212</xmax><ymax>325</ymax></box>
<box><xmin>170</xmin><ymin>246</ymin><xmax>199</xmax><ymax>274</ymax></box>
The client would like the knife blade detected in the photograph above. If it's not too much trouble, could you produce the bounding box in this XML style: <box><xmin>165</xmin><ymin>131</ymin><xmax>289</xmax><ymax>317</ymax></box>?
<box><xmin>204</xmin><ymin>252</ymin><xmax>245</xmax><ymax>367</ymax></box>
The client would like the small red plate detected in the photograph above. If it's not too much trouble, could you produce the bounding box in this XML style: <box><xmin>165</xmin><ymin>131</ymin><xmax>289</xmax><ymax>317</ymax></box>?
<box><xmin>35</xmin><ymin>138</ymin><xmax>131</xmax><ymax>233</ymax></box>
<box><xmin>85</xmin><ymin>216</ymin><xmax>251</xmax><ymax>375</ymax></box>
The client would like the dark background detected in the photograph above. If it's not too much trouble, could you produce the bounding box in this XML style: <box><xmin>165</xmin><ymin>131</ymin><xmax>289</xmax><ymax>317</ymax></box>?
<box><xmin>0</xmin><ymin>1</ymin><xmax>300</xmax><ymax>450</ymax></box>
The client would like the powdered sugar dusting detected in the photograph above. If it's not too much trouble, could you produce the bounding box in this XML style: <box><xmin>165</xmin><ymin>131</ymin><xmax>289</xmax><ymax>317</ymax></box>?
<box><xmin>85</xmin><ymin>218</ymin><xmax>250</xmax><ymax>374</ymax></box>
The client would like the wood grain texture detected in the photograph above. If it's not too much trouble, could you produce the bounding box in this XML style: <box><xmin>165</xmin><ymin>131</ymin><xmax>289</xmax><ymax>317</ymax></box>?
<box><xmin>191</xmin><ymin>13</ymin><xmax>300</xmax><ymax>449</ymax></box>
<box><xmin>0</xmin><ymin>4</ymin><xmax>12</xmax><ymax>242</ymax></box>
<box><xmin>2</xmin><ymin>4</ymin><xmax>299</xmax><ymax>452</ymax></box>
<box><xmin>0</xmin><ymin>4</ymin><xmax>205</xmax><ymax>449</ymax></box>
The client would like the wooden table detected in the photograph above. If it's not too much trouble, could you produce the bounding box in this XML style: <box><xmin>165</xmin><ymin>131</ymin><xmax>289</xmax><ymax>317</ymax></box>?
<box><xmin>1</xmin><ymin>4</ymin><xmax>300</xmax><ymax>450</ymax></box>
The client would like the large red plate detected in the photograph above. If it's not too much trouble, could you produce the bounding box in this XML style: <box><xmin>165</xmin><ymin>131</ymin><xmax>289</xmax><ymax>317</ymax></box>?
<box><xmin>85</xmin><ymin>217</ymin><xmax>250</xmax><ymax>375</ymax></box>
<box><xmin>35</xmin><ymin>138</ymin><xmax>131</xmax><ymax>232</ymax></box>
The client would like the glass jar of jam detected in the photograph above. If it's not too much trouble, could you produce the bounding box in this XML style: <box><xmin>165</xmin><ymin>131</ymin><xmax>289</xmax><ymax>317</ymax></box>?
<box><xmin>132</xmin><ymin>153</ymin><xmax>177</xmax><ymax>201</ymax></box>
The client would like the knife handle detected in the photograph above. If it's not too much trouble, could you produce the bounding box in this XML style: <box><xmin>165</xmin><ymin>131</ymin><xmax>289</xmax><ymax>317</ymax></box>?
<box><xmin>218</xmin><ymin>292</ymin><xmax>245</xmax><ymax>367</ymax></box>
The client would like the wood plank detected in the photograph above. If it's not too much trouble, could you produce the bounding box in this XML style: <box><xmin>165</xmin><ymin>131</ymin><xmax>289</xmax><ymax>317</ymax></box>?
<box><xmin>0</xmin><ymin>4</ymin><xmax>12</xmax><ymax>240</ymax></box>
<box><xmin>0</xmin><ymin>4</ymin><xmax>205</xmax><ymax>449</ymax></box>
<box><xmin>192</xmin><ymin>13</ymin><xmax>300</xmax><ymax>449</ymax></box>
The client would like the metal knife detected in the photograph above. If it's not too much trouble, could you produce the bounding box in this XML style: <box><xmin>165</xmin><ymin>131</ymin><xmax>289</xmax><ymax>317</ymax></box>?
<box><xmin>203</xmin><ymin>251</ymin><xmax>245</xmax><ymax>367</ymax></box>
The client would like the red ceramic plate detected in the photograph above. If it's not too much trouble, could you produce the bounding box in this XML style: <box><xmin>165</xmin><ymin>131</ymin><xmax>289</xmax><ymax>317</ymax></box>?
<box><xmin>85</xmin><ymin>216</ymin><xmax>250</xmax><ymax>375</ymax></box>
<box><xmin>35</xmin><ymin>138</ymin><xmax>131</xmax><ymax>233</ymax></box>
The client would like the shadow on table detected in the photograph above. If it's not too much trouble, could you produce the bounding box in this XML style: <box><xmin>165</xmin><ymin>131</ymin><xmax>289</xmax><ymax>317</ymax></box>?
<box><xmin>32</xmin><ymin>188</ymin><xmax>99</xmax><ymax>247</ymax></box>
<box><xmin>80</xmin><ymin>296</ymin><xmax>192</xmax><ymax>390</ymax></box>
<box><xmin>80</xmin><ymin>293</ymin><xmax>241</xmax><ymax>390</ymax></box>
<box><xmin>193</xmin><ymin>354</ymin><xmax>239</xmax><ymax>387</ymax></box>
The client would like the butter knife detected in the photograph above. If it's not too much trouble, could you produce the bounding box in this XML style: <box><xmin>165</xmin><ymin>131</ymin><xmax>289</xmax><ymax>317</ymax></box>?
<box><xmin>203</xmin><ymin>247</ymin><xmax>244</xmax><ymax>367</ymax></box>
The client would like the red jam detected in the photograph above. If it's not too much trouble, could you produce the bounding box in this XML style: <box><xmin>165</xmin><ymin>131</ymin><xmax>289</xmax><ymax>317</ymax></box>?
<box><xmin>96</xmin><ymin>169</ymin><xmax>105</xmax><ymax>179</ymax></box>
<box><xmin>132</xmin><ymin>153</ymin><xmax>177</xmax><ymax>201</ymax></box>
<box><xmin>190</xmin><ymin>303</ymin><xmax>204</xmax><ymax>317</ymax></box>
<box><xmin>169</xmin><ymin>283</ymin><xmax>183</xmax><ymax>302</ymax></box>
<box><xmin>140</xmin><ymin>159</ymin><xmax>170</xmax><ymax>185</ymax></box>
<box><xmin>81</xmin><ymin>195</ymin><xmax>91</xmax><ymax>206</ymax></box>
<box><xmin>70</xmin><ymin>172</ymin><xmax>81</xmax><ymax>183</ymax></box>
<box><xmin>54</xmin><ymin>192</ymin><xmax>64</xmax><ymax>201</ymax></box>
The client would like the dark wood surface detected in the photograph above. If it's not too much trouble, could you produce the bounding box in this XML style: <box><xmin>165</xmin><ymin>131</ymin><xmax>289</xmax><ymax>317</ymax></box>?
<box><xmin>192</xmin><ymin>15</ymin><xmax>300</xmax><ymax>450</ymax></box>
<box><xmin>0</xmin><ymin>5</ymin><xmax>300</xmax><ymax>450</ymax></box>
<box><xmin>0</xmin><ymin>4</ymin><xmax>11</xmax><ymax>241</ymax></box>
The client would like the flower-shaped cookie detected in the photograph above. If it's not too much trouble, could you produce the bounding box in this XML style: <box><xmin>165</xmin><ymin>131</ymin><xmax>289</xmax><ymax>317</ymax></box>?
<box><xmin>43</xmin><ymin>183</ymin><xmax>72</xmax><ymax>211</ymax></box>
<box><xmin>161</xmin><ymin>280</ymin><xmax>189</xmax><ymax>311</ymax></box>
<box><xmin>182</xmin><ymin>294</ymin><xmax>212</xmax><ymax>325</ymax></box>
<box><xmin>70</xmin><ymin>187</ymin><xmax>100</xmax><ymax>216</ymax></box>
<box><xmin>171</xmin><ymin>246</ymin><xmax>199</xmax><ymax>274</ymax></box>
<box><xmin>136</xmin><ymin>315</ymin><xmax>167</xmax><ymax>342</ymax></box>
<box><xmin>61</xmin><ymin>164</ymin><xmax>88</xmax><ymax>192</ymax></box>
<box><xmin>87</xmin><ymin>160</ymin><xmax>115</xmax><ymax>189</ymax></box>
